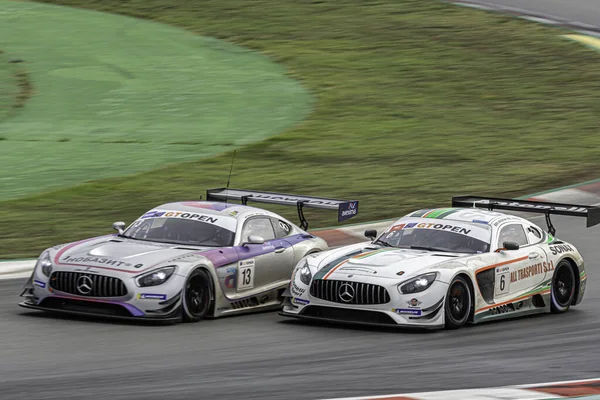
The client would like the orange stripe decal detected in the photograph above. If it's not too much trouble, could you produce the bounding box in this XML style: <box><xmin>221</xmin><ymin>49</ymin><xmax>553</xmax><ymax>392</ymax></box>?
<box><xmin>323</xmin><ymin>260</ymin><xmax>349</xmax><ymax>280</ymax></box>
<box><xmin>476</xmin><ymin>256</ymin><xmax>529</xmax><ymax>274</ymax></box>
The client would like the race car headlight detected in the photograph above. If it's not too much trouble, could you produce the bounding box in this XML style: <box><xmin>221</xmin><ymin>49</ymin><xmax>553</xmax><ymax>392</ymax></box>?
<box><xmin>36</xmin><ymin>252</ymin><xmax>53</xmax><ymax>277</ymax></box>
<box><xmin>299</xmin><ymin>261</ymin><xmax>312</xmax><ymax>285</ymax></box>
<box><xmin>137</xmin><ymin>266</ymin><xmax>176</xmax><ymax>287</ymax></box>
<box><xmin>398</xmin><ymin>272</ymin><xmax>438</xmax><ymax>294</ymax></box>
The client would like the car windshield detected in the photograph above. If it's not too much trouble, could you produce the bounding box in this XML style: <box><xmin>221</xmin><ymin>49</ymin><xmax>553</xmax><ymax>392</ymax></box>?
<box><xmin>376</xmin><ymin>220</ymin><xmax>491</xmax><ymax>254</ymax></box>
<box><xmin>123</xmin><ymin>214</ymin><xmax>236</xmax><ymax>247</ymax></box>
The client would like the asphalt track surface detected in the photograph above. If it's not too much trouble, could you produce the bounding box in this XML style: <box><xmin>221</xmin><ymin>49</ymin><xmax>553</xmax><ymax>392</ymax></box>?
<box><xmin>477</xmin><ymin>0</ymin><xmax>600</xmax><ymax>29</ymax></box>
<box><xmin>1</xmin><ymin>215</ymin><xmax>599</xmax><ymax>400</ymax></box>
<box><xmin>3</xmin><ymin>2</ymin><xmax>600</xmax><ymax>399</ymax></box>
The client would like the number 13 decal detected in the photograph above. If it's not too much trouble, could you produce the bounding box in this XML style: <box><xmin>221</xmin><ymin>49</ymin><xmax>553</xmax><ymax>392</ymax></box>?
<box><xmin>237</xmin><ymin>259</ymin><xmax>255</xmax><ymax>291</ymax></box>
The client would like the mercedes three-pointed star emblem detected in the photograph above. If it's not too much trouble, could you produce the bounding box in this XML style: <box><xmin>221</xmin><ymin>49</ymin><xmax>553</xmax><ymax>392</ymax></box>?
<box><xmin>77</xmin><ymin>275</ymin><xmax>93</xmax><ymax>295</ymax></box>
<box><xmin>338</xmin><ymin>283</ymin><xmax>355</xmax><ymax>303</ymax></box>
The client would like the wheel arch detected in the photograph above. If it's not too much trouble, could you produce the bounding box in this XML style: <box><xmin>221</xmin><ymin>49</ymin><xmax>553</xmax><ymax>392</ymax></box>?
<box><xmin>454</xmin><ymin>272</ymin><xmax>476</xmax><ymax>323</ymax></box>
<box><xmin>189</xmin><ymin>264</ymin><xmax>217</xmax><ymax>317</ymax></box>
<box><xmin>559</xmin><ymin>257</ymin><xmax>580</xmax><ymax>305</ymax></box>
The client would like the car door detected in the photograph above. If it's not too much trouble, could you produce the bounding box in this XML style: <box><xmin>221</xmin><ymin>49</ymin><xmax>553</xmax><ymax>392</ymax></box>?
<box><xmin>268</xmin><ymin>217</ymin><xmax>297</xmax><ymax>282</ymax></box>
<box><xmin>492</xmin><ymin>222</ymin><xmax>546</xmax><ymax>301</ymax></box>
<box><xmin>235</xmin><ymin>216</ymin><xmax>294</xmax><ymax>293</ymax></box>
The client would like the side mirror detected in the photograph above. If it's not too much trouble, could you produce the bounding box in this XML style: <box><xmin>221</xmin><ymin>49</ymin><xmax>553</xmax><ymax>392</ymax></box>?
<box><xmin>243</xmin><ymin>235</ymin><xmax>265</xmax><ymax>246</ymax></box>
<box><xmin>364</xmin><ymin>229</ymin><xmax>377</xmax><ymax>241</ymax></box>
<box><xmin>112</xmin><ymin>221</ymin><xmax>126</xmax><ymax>235</ymax></box>
<box><xmin>503</xmin><ymin>241</ymin><xmax>520</xmax><ymax>251</ymax></box>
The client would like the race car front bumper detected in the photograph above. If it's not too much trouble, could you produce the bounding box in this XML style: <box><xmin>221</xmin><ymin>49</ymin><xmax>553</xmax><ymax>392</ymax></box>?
<box><xmin>19</xmin><ymin>270</ymin><xmax>184</xmax><ymax>323</ymax></box>
<box><xmin>280</xmin><ymin>279</ymin><xmax>448</xmax><ymax>329</ymax></box>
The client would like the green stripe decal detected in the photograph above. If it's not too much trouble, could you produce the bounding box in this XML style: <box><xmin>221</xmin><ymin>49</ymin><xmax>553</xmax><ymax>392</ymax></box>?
<box><xmin>353</xmin><ymin>248</ymin><xmax>395</xmax><ymax>259</ymax></box>
<box><xmin>431</xmin><ymin>208</ymin><xmax>461</xmax><ymax>219</ymax></box>
<box><xmin>313</xmin><ymin>250</ymin><xmax>364</xmax><ymax>280</ymax></box>
<box><xmin>409</xmin><ymin>209</ymin><xmax>431</xmax><ymax>217</ymax></box>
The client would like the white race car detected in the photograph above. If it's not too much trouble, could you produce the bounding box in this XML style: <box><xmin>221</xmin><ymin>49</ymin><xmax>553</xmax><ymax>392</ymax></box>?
<box><xmin>281</xmin><ymin>196</ymin><xmax>599</xmax><ymax>329</ymax></box>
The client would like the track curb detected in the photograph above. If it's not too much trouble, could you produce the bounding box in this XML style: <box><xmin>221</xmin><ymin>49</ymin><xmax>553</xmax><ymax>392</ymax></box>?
<box><xmin>322</xmin><ymin>377</ymin><xmax>600</xmax><ymax>400</ymax></box>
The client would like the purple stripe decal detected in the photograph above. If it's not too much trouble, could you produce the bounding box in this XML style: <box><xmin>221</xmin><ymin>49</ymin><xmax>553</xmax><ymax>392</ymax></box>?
<box><xmin>199</xmin><ymin>234</ymin><xmax>312</xmax><ymax>268</ymax></box>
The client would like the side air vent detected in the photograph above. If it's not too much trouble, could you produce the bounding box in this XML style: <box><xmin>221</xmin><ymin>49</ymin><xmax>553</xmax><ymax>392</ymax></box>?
<box><xmin>476</xmin><ymin>269</ymin><xmax>494</xmax><ymax>304</ymax></box>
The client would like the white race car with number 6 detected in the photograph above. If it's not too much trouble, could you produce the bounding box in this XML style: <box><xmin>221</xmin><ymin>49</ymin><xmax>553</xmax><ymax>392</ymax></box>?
<box><xmin>281</xmin><ymin>196</ymin><xmax>599</xmax><ymax>329</ymax></box>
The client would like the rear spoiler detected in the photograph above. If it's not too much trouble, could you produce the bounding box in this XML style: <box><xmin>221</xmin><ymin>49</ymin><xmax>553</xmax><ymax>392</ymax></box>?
<box><xmin>452</xmin><ymin>195</ymin><xmax>600</xmax><ymax>235</ymax></box>
<box><xmin>206</xmin><ymin>188</ymin><xmax>359</xmax><ymax>230</ymax></box>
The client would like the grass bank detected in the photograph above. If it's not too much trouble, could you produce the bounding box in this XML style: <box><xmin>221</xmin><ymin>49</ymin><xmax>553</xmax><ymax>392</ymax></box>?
<box><xmin>0</xmin><ymin>0</ymin><xmax>310</xmax><ymax>200</ymax></box>
<box><xmin>2</xmin><ymin>0</ymin><xmax>600</xmax><ymax>258</ymax></box>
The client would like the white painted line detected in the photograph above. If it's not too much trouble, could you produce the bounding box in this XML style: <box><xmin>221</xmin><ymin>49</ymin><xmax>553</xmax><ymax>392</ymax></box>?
<box><xmin>520</xmin><ymin>16</ymin><xmax>560</xmax><ymax>25</ymax></box>
<box><xmin>514</xmin><ymin>377</ymin><xmax>600</xmax><ymax>388</ymax></box>
<box><xmin>321</xmin><ymin>387</ymin><xmax>564</xmax><ymax>400</ymax></box>
<box><xmin>453</xmin><ymin>2</ymin><xmax>493</xmax><ymax>10</ymax></box>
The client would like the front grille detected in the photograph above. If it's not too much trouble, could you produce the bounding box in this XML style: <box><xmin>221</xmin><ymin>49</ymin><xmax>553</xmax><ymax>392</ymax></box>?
<box><xmin>310</xmin><ymin>279</ymin><xmax>390</xmax><ymax>305</ymax></box>
<box><xmin>301</xmin><ymin>306</ymin><xmax>397</xmax><ymax>325</ymax></box>
<box><xmin>50</xmin><ymin>272</ymin><xmax>127</xmax><ymax>297</ymax></box>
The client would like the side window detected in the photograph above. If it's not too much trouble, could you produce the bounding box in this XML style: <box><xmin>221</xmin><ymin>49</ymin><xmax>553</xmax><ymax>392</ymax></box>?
<box><xmin>271</xmin><ymin>218</ymin><xmax>292</xmax><ymax>238</ymax></box>
<box><xmin>241</xmin><ymin>218</ymin><xmax>276</xmax><ymax>242</ymax></box>
<box><xmin>497</xmin><ymin>224</ymin><xmax>529</xmax><ymax>248</ymax></box>
<box><xmin>526</xmin><ymin>225</ymin><xmax>543</xmax><ymax>244</ymax></box>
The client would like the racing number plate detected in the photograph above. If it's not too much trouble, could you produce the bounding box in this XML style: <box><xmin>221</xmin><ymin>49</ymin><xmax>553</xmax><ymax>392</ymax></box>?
<box><xmin>237</xmin><ymin>259</ymin><xmax>255</xmax><ymax>290</ymax></box>
<box><xmin>494</xmin><ymin>266</ymin><xmax>510</xmax><ymax>297</ymax></box>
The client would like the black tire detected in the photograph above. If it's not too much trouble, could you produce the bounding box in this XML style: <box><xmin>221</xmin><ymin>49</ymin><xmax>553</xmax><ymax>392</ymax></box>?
<box><xmin>551</xmin><ymin>261</ymin><xmax>576</xmax><ymax>313</ymax></box>
<box><xmin>182</xmin><ymin>269</ymin><xmax>213</xmax><ymax>322</ymax></box>
<box><xmin>444</xmin><ymin>275</ymin><xmax>472</xmax><ymax>330</ymax></box>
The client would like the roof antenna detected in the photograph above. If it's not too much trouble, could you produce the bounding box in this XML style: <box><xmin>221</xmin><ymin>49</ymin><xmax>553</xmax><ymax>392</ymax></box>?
<box><xmin>225</xmin><ymin>150</ymin><xmax>236</xmax><ymax>203</ymax></box>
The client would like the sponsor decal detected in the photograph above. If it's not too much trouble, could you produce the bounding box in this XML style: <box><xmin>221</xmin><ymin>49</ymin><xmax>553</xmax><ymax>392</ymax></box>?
<box><xmin>228</xmin><ymin>211</ymin><xmax>240</xmax><ymax>217</ymax></box>
<box><xmin>476</xmin><ymin>200</ymin><xmax>588</xmax><ymax>215</ymax></box>
<box><xmin>291</xmin><ymin>281</ymin><xmax>306</xmax><ymax>296</ymax></box>
<box><xmin>293</xmin><ymin>298</ymin><xmax>310</xmax><ymax>305</ymax></box>
<box><xmin>339</xmin><ymin>201</ymin><xmax>359</xmax><ymax>221</ymax></box>
<box><xmin>472</xmin><ymin>219</ymin><xmax>489</xmax><ymax>225</ymax></box>
<box><xmin>549</xmin><ymin>244</ymin><xmax>574</xmax><ymax>256</ymax></box>
<box><xmin>496</xmin><ymin>266</ymin><xmax>510</xmax><ymax>274</ymax></box>
<box><xmin>225</xmin><ymin>274</ymin><xmax>236</xmax><ymax>289</ymax></box>
<box><xmin>493</xmin><ymin>216</ymin><xmax>521</xmax><ymax>227</ymax></box>
<box><xmin>389</xmin><ymin>222</ymin><xmax>471</xmax><ymax>235</ymax></box>
<box><xmin>393</xmin><ymin>308</ymin><xmax>422</xmax><ymax>316</ymax></box>
<box><xmin>141</xmin><ymin>210</ymin><xmax>219</xmax><ymax>224</ymax></box>
<box><xmin>279</xmin><ymin>221</ymin><xmax>291</xmax><ymax>233</ymax></box>
<box><xmin>406</xmin><ymin>298</ymin><xmax>422</xmax><ymax>308</ymax></box>
<box><xmin>138</xmin><ymin>293</ymin><xmax>167</xmax><ymax>300</ymax></box>
<box><xmin>489</xmin><ymin>301</ymin><xmax>522</xmax><ymax>315</ymax></box>
<box><xmin>62</xmin><ymin>255</ymin><xmax>131</xmax><ymax>268</ymax></box>
<box><xmin>510</xmin><ymin>261</ymin><xmax>554</xmax><ymax>283</ymax></box>
<box><xmin>34</xmin><ymin>280</ymin><xmax>46</xmax><ymax>288</ymax></box>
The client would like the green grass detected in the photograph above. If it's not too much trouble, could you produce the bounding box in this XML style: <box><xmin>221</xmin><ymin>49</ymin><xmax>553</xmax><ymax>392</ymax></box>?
<box><xmin>0</xmin><ymin>1</ymin><xmax>310</xmax><ymax>200</ymax></box>
<box><xmin>2</xmin><ymin>0</ymin><xmax>600</xmax><ymax>258</ymax></box>
<box><xmin>0</xmin><ymin>50</ymin><xmax>20</xmax><ymax>122</ymax></box>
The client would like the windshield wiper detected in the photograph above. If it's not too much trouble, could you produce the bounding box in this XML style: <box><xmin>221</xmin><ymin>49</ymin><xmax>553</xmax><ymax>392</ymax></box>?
<box><xmin>374</xmin><ymin>239</ymin><xmax>394</xmax><ymax>247</ymax></box>
<box><xmin>409</xmin><ymin>245</ymin><xmax>452</xmax><ymax>253</ymax></box>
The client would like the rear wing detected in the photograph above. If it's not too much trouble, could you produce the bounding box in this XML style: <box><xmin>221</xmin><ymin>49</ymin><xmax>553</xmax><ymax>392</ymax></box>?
<box><xmin>206</xmin><ymin>188</ymin><xmax>359</xmax><ymax>230</ymax></box>
<box><xmin>452</xmin><ymin>195</ymin><xmax>600</xmax><ymax>235</ymax></box>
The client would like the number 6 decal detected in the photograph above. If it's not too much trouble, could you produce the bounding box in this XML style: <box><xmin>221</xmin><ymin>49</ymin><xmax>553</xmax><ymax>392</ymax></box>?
<box><xmin>237</xmin><ymin>259</ymin><xmax>255</xmax><ymax>291</ymax></box>
<box><xmin>494</xmin><ymin>270</ymin><xmax>510</xmax><ymax>297</ymax></box>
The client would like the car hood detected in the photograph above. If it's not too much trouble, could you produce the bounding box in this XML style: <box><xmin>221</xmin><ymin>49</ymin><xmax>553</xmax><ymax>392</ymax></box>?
<box><xmin>315</xmin><ymin>245</ymin><xmax>463</xmax><ymax>280</ymax></box>
<box><xmin>53</xmin><ymin>235</ymin><xmax>213</xmax><ymax>273</ymax></box>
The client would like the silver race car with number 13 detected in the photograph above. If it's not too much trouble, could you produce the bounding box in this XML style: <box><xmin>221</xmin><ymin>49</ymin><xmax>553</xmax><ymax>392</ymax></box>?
<box><xmin>20</xmin><ymin>188</ymin><xmax>359</xmax><ymax>323</ymax></box>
